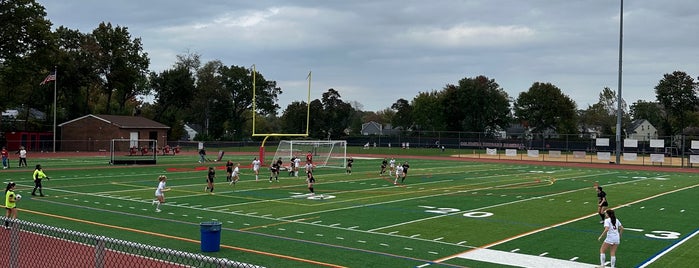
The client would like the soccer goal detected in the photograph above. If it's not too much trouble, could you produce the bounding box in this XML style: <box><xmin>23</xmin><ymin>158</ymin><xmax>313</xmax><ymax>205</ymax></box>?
<box><xmin>110</xmin><ymin>139</ymin><xmax>157</xmax><ymax>165</ymax></box>
<box><xmin>273</xmin><ymin>140</ymin><xmax>346</xmax><ymax>168</ymax></box>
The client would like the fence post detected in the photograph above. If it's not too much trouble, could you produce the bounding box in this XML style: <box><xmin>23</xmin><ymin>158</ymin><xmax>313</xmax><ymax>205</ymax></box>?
<box><xmin>95</xmin><ymin>235</ymin><xmax>106</xmax><ymax>268</ymax></box>
<box><xmin>9</xmin><ymin>219</ymin><xmax>19</xmax><ymax>268</ymax></box>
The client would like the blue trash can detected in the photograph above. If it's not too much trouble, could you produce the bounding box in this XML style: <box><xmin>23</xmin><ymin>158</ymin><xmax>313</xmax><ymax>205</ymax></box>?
<box><xmin>200</xmin><ymin>221</ymin><xmax>222</xmax><ymax>252</ymax></box>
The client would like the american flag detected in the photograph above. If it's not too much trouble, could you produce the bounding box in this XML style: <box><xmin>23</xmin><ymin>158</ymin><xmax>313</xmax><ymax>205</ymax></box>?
<box><xmin>40</xmin><ymin>72</ymin><xmax>56</xmax><ymax>85</ymax></box>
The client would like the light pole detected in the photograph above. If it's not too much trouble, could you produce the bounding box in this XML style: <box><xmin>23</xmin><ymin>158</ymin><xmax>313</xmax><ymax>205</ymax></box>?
<box><xmin>615</xmin><ymin>0</ymin><xmax>624</xmax><ymax>164</ymax></box>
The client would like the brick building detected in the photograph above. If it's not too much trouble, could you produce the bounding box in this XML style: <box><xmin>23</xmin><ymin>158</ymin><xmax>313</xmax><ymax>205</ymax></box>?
<box><xmin>58</xmin><ymin>114</ymin><xmax>170</xmax><ymax>152</ymax></box>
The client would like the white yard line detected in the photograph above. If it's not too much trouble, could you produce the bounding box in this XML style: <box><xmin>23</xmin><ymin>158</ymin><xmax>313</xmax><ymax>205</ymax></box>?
<box><xmin>368</xmin><ymin>172</ymin><xmax>619</xmax><ymax>232</ymax></box>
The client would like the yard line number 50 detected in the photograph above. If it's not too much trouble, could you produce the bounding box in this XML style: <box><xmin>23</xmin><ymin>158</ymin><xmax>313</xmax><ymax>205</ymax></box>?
<box><xmin>420</xmin><ymin>206</ymin><xmax>493</xmax><ymax>218</ymax></box>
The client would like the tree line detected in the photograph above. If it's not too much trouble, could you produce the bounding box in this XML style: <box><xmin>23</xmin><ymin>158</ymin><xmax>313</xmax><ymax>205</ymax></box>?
<box><xmin>2</xmin><ymin>0</ymin><xmax>698</xmax><ymax>142</ymax></box>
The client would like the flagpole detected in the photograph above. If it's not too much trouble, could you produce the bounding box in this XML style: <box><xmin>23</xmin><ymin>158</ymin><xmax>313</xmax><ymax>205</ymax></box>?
<box><xmin>53</xmin><ymin>66</ymin><xmax>57</xmax><ymax>153</ymax></box>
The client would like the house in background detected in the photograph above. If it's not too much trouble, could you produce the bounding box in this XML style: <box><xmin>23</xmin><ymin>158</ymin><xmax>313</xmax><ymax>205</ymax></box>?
<box><xmin>626</xmin><ymin>119</ymin><xmax>657</xmax><ymax>141</ymax></box>
<box><xmin>58</xmin><ymin>114</ymin><xmax>170</xmax><ymax>151</ymax></box>
<box><xmin>361</xmin><ymin>121</ymin><xmax>382</xmax><ymax>135</ymax></box>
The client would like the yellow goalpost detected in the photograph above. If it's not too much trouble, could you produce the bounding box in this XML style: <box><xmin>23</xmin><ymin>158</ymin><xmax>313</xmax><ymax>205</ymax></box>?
<box><xmin>251</xmin><ymin>64</ymin><xmax>312</xmax><ymax>165</ymax></box>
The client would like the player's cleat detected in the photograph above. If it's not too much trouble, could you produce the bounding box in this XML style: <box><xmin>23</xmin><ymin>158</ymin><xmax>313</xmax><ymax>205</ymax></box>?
<box><xmin>155</xmin><ymin>209</ymin><xmax>161</xmax><ymax>212</ymax></box>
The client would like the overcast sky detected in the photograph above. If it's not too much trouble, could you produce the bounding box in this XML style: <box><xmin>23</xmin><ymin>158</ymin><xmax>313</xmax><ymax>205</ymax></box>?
<box><xmin>38</xmin><ymin>0</ymin><xmax>699</xmax><ymax>112</ymax></box>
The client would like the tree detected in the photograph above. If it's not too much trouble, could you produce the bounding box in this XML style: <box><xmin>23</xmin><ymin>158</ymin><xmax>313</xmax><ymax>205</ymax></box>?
<box><xmin>150</xmin><ymin>66</ymin><xmax>196</xmax><ymax>140</ymax></box>
<box><xmin>0</xmin><ymin>0</ymin><xmax>54</xmax><ymax>114</ymax></box>
<box><xmin>412</xmin><ymin>90</ymin><xmax>445</xmax><ymax>131</ymax></box>
<box><xmin>0</xmin><ymin>0</ymin><xmax>52</xmax><ymax>64</ymax></box>
<box><xmin>579</xmin><ymin>87</ymin><xmax>629</xmax><ymax>135</ymax></box>
<box><xmin>89</xmin><ymin>22</ymin><xmax>150</xmax><ymax>114</ymax></box>
<box><xmin>444</xmin><ymin>76</ymin><xmax>511</xmax><ymax>133</ymax></box>
<box><xmin>391</xmin><ymin>98</ymin><xmax>413</xmax><ymax>131</ymax></box>
<box><xmin>655</xmin><ymin>71</ymin><xmax>699</xmax><ymax>135</ymax></box>
<box><xmin>513</xmin><ymin>82</ymin><xmax>578</xmax><ymax>134</ymax></box>
<box><xmin>320</xmin><ymin>88</ymin><xmax>354</xmax><ymax>138</ymax></box>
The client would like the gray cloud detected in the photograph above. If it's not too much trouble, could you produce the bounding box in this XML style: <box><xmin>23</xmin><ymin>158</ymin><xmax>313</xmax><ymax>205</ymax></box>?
<box><xmin>39</xmin><ymin>0</ymin><xmax>699</xmax><ymax>112</ymax></box>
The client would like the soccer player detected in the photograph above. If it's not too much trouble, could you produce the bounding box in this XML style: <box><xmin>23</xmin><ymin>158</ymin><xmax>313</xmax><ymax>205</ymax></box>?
<box><xmin>394</xmin><ymin>164</ymin><xmax>404</xmax><ymax>185</ymax></box>
<box><xmin>152</xmin><ymin>175</ymin><xmax>170</xmax><ymax>212</ymax></box>
<box><xmin>597</xmin><ymin>186</ymin><xmax>609</xmax><ymax>223</ymax></box>
<box><xmin>304</xmin><ymin>161</ymin><xmax>313</xmax><ymax>175</ymax></box>
<box><xmin>225</xmin><ymin>160</ymin><xmax>234</xmax><ymax>182</ymax></box>
<box><xmin>229</xmin><ymin>163</ymin><xmax>241</xmax><ymax>185</ymax></box>
<box><xmin>389</xmin><ymin>157</ymin><xmax>396</xmax><ymax>176</ymax></box>
<box><xmin>346</xmin><ymin>157</ymin><xmax>354</xmax><ymax>175</ymax></box>
<box><xmin>4</xmin><ymin>182</ymin><xmax>18</xmax><ymax>229</ymax></box>
<box><xmin>598</xmin><ymin>209</ymin><xmax>623</xmax><ymax>268</ymax></box>
<box><xmin>401</xmin><ymin>161</ymin><xmax>410</xmax><ymax>183</ymax></box>
<box><xmin>32</xmin><ymin>164</ymin><xmax>50</xmax><ymax>196</ymax></box>
<box><xmin>205</xmin><ymin>166</ymin><xmax>215</xmax><ymax>193</ymax></box>
<box><xmin>306</xmin><ymin>170</ymin><xmax>316</xmax><ymax>196</ymax></box>
<box><xmin>269</xmin><ymin>159</ymin><xmax>280</xmax><ymax>182</ymax></box>
<box><xmin>306</xmin><ymin>151</ymin><xmax>313</xmax><ymax>165</ymax></box>
<box><xmin>293</xmin><ymin>156</ymin><xmax>301</xmax><ymax>177</ymax></box>
<box><xmin>288</xmin><ymin>156</ymin><xmax>296</xmax><ymax>176</ymax></box>
<box><xmin>379</xmin><ymin>158</ymin><xmax>387</xmax><ymax>176</ymax></box>
<box><xmin>252</xmin><ymin>157</ymin><xmax>261</xmax><ymax>181</ymax></box>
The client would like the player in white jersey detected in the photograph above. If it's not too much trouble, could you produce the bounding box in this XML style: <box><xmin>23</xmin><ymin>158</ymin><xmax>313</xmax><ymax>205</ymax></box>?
<box><xmin>293</xmin><ymin>156</ymin><xmax>301</xmax><ymax>177</ymax></box>
<box><xmin>598</xmin><ymin>209</ymin><xmax>624</xmax><ymax>268</ymax></box>
<box><xmin>305</xmin><ymin>162</ymin><xmax>314</xmax><ymax>175</ymax></box>
<box><xmin>152</xmin><ymin>175</ymin><xmax>170</xmax><ymax>212</ymax></box>
<box><xmin>393</xmin><ymin>165</ymin><xmax>404</xmax><ymax>185</ymax></box>
<box><xmin>229</xmin><ymin>163</ymin><xmax>241</xmax><ymax>185</ymax></box>
<box><xmin>251</xmin><ymin>157</ymin><xmax>261</xmax><ymax>181</ymax></box>
<box><xmin>389</xmin><ymin>158</ymin><xmax>396</xmax><ymax>176</ymax></box>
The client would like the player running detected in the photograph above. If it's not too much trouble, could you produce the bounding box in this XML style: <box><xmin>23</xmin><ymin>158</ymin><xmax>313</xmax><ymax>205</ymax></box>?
<box><xmin>389</xmin><ymin>157</ymin><xmax>396</xmax><ymax>176</ymax></box>
<box><xmin>252</xmin><ymin>157</ymin><xmax>261</xmax><ymax>181</ymax></box>
<box><xmin>379</xmin><ymin>158</ymin><xmax>387</xmax><ymax>176</ymax></box>
<box><xmin>229</xmin><ymin>163</ymin><xmax>241</xmax><ymax>186</ymax></box>
<box><xmin>393</xmin><ymin>164</ymin><xmax>404</xmax><ymax>185</ymax></box>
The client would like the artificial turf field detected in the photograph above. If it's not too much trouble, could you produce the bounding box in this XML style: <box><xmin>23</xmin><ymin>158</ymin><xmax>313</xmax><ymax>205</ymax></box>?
<box><xmin>2</xmin><ymin>149</ymin><xmax>698</xmax><ymax>268</ymax></box>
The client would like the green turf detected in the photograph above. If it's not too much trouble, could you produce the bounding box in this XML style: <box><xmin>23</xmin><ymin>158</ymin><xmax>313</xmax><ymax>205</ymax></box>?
<box><xmin>3</xmin><ymin>149</ymin><xmax>698</xmax><ymax>267</ymax></box>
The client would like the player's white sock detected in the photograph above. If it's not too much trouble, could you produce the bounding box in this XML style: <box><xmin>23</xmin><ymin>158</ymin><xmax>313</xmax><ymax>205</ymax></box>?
<box><xmin>610</xmin><ymin>256</ymin><xmax>616</xmax><ymax>267</ymax></box>
<box><xmin>600</xmin><ymin>253</ymin><xmax>605</xmax><ymax>266</ymax></box>
<box><xmin>256</xmin><ymin>175</ymin><xmax>259</xmax><ymax>181</ymax></box>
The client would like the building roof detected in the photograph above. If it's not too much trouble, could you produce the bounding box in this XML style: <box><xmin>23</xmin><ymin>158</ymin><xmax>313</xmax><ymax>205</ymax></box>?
<box><xmin>58</xmin><ymin>114</ymin><xmax>170</xmax><ymax>129</ymax></box>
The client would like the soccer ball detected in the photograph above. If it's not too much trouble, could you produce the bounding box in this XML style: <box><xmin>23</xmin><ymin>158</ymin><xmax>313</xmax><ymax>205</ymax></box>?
<box><xmin>15</xmin><ymin>194</ymin><xmax>22</xmax><ymax>200</ymax></box>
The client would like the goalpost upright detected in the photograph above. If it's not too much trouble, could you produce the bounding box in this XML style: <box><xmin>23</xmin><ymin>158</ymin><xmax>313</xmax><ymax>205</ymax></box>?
<box><xmin>251</xmin><ymin>64</ymin><xmax>312</xmax><ymax>165</ymax></box>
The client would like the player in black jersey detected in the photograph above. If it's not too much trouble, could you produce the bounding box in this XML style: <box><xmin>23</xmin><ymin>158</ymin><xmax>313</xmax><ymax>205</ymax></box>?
<box><xmin>346</xmin><ymin>157</ymin><xmax>354</xmax><ymax>175</ymax></box>
<box><xmin>401</xmin><ymin>161</ymin><xmax>410</xmax><ymax>183</ymax></box>
<box><xmin>379</xmin><ymin>158</ymin><xmax>387</xmax><ymax>176</ymax></box>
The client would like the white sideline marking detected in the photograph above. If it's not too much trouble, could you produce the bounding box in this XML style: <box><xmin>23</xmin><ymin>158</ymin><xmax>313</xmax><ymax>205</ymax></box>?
<box><xmin>458</xmin><ymin>248</ymin><xmax>596</xmax><ymax>268</ymax></box>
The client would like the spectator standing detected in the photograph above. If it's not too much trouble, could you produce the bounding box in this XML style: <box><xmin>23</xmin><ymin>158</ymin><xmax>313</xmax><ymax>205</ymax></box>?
<box><xmin>1</xmin><ymin>146</ymin><xmax>9</xmax><ymax>169</ymax></box>
<box><xmin>17</xmin><ymin>146</ymin><xmax>27</xmax><ymax>167</ymax></box>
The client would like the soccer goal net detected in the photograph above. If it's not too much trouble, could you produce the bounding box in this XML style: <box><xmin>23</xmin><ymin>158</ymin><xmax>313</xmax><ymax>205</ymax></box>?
<box><xmin>110</xmin><ymin>139</ymin><xmax>157</xmax><ymax>165</ymax></box>
<box><xmin>273</xmin><ymin>140</ymin><xmax>347</xmax><ymax>168</ymax></box>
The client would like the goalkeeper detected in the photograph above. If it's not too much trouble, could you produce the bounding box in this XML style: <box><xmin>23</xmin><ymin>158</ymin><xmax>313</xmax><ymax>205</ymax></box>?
<box><xmin>32</xmin><ymin>164</ymin><xmax>50</xmax><ymax>197</ymax></box>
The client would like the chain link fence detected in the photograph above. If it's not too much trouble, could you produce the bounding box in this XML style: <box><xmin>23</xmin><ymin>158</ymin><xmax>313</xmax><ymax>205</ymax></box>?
<box><xmin>0</xmin><ymin>218</ymin><xmax>263</xmax><ymax>268</ymax></box>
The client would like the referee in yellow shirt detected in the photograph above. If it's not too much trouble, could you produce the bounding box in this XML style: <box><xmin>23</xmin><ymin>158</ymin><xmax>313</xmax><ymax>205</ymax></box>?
<box><xmin>32</xmin><ymin>164</ymin><xmax>50</xmax><ymax>197</ymax></box>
